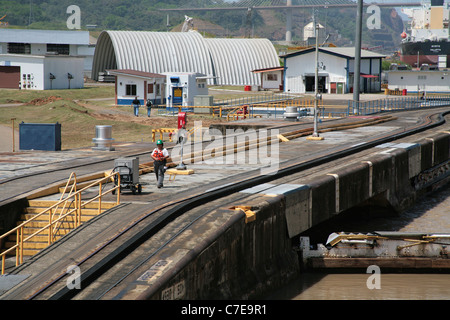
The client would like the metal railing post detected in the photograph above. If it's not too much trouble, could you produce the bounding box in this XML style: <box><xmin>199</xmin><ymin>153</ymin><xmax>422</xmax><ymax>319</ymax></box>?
<box><xmin>98</xmin><ymin>182</ymin><xmax>102</xmax><ymax>215</ymax></box>
<box><xmin>15</xmin><ymin>229</ymin><xmax>20</xmax><ymax>267</ymax></box>
<box><xmin>77</xmin><ymin>192</ymin><xmax>82</xmax><ymax>227</ymax></box>
<box><xmin>48</xmin><ymin>208</ymin><xmax>52</xmax><ymax>245</ymax></box>
<box><xmin>117</xmin><ymin>173</ymin><xmax>121</xmax><ymax>205</ymax></box>
<box><xmin>20</xmin><ymin>227</ymin><xmax>23</xmax><ymax>265</ymax></box>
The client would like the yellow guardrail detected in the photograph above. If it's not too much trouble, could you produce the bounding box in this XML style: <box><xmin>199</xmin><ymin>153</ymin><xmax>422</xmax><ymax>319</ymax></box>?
<box><xmin>152</xmin><ymin>128</ymin><xmax>177</xmax><ymax>142</ymax></box>
<box><xmin>251</xmin><ymin>97</ymin><xmax>322</xmax><ymax>109</ymax></box>
<box><xmin>226</xmin><ymin>106</ymin><xmax>248</xmax><ymax>121</ymax></box>
<box><xmin>0</xmin><ymin>171</ymin><xmax>121</xmax><ymax>275</ymax></box>
<box><xmin>152</xmin><ymin>126</ymin><xmax>206</xmax><ymax>143</ymax></box>
<box><xmin>224</xmin><ymin>98</ymin><xmax>324</xmax><ymax>121</ymax></box>
<box><xmin>169</xmin><ymin>106</ymin><xmax>225</xmax><ymax>118</ymax></box>
<box><xmin>384</xmin><ymin>88</ymin><xmax>406</xmax><ymax>96</ymax></box>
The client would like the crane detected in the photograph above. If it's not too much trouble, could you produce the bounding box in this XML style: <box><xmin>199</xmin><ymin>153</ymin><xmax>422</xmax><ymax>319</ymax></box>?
<box><xmin>181</xmin><ymin>15</ymin><xmax>194</xmax><ymax>32</ymax></box>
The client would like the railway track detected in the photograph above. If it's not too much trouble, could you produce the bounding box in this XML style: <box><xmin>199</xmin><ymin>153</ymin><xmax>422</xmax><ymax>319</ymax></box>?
<box><xmin>2</xmin><ymin>108</ymin><xmax>450</xmax><ymax>300</ymax></box>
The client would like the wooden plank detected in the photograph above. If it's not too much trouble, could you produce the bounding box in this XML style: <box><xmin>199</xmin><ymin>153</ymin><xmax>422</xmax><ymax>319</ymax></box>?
<box><xmin>166</xmin><ymin>169</ymin><xmax>194</xmax><ymax>175</ymax></box>
<box><xmin>277</xmin><ymin>134</ymin><xmax>290</xmax><ymax>142</ymax></box>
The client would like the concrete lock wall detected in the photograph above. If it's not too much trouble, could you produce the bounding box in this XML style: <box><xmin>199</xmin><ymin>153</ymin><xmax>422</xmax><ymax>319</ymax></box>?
<box><xmin>140</xmin><ymin>131</ymin><xmax>449</xmax><ymax>300</ymax></box>
<box><xmin>0</xmin><ymin>199</ymin><xmax>29</xmax><ymax>249</ymax></box>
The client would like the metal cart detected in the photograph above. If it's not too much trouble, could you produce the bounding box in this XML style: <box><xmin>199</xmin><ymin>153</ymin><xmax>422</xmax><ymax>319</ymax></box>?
<box><xmin>112</xmin><ymin>157</ymin><xmax>142</xmax><ymax>194</ymax></box>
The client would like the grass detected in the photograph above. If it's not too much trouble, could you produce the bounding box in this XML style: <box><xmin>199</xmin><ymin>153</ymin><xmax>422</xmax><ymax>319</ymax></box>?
<box><xmin>0</xmin><ymin>98</ymin><xmax>156</xmax><ymax>149</ymax></box>
<box><xmin>0</xmin><ymin>86</ymin><xmax>161</xmax><ymax>149</ymax></box>
<box><xmin>0</xmin><ymin>85</ymin><xmax>115</xmax><ymax>104</ymax></box>
<box><xmin>0</xmin><ymin>85</ymin><xmax>229</xmax><ymax>150</ymax></box>
<box><xmin>3</xmin><ymin>84</ymin><xmax>314</xmax><ymax>150</ymax></box>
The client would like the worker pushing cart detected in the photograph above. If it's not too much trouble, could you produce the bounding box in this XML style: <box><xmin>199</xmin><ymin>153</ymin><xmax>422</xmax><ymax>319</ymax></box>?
<box><xmin>151</xmin><ymin>139</ymin><xmax>169</xmax><ymax>188</ymax></box>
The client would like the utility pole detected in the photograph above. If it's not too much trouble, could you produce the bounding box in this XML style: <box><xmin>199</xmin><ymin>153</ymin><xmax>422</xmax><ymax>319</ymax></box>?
<box><xmin>308</xmin><ymin>11</ymin><xmax>324</xmax><ymax>141</ymax></box>
<box><xmin>352</xmin><ymin>0</ymin><xmax>363</xmax><ymax>115</ymax></box>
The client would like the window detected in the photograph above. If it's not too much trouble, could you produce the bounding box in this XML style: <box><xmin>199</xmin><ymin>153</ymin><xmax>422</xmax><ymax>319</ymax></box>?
<box><xmin>8</xmin><ymin>43</ymin><xmax>31</xmax><ymax>54</ymax></box>
<box><xmin>47</xmin><ymin>44</ymin><xmax>70</xmax><ymax>55</ymax></box>
<box><xmin>267</xmin><ymin>73</ymin><xmax>278</xmax><ymax>81</ymax></box>
<box><xmin>148</xmin><ymin>83</ymin><xmax>154</xmax><ymax>94</ymax></box>
<box><xmin>126</xmin><ymin>84</ymin><xmax>137</xmax><ymax>96</ymax></box>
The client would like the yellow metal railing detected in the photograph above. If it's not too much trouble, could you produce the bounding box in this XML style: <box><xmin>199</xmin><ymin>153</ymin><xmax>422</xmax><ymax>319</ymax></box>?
<box><xmin>151</xmin><ymin>126</ymin><xmax>205</xmax><ymax>143</ymax></box>
<box><xmin>169</xmin><ymin>106</ymin><xmax>225</xmax><ymax>118</ymax></box>
<box><xmin>226</xmin><ymin>106</ymin><xmax>248</xmax><ymax>121</ymax></box>
<box><xmin>151</xmin><ymin>128</ymin><xmax>177</xmax><ymax>142</ymax></box>
<box><xmin>0</xmin><ymin>171</ymin><xmax>121</xmax><ymax>275</ymax></box>
<box><xmin>51</xmin><ymin>172</ymin><xmax>78</xmax><ymax>239</ymax></box>
<box><xmin>225</xmin><ymin>98</ymin><xmax>324</xmax><ymax>121</ymax></box>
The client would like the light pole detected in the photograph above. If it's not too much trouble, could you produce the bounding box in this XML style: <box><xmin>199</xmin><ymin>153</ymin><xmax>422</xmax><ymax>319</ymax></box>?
<box><xmin>308</xmin><ymin>12</ymin><xmax>324</xmax><ymax>141</ymax></box>
<box><xmin>352</xmin><ymin>0</ymin><xmax>363</xmax><ymax>115</ymax></box>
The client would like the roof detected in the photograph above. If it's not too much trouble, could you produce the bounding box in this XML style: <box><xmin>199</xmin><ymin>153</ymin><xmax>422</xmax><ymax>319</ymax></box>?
<box><xmin>252</xmin><ymin>66</ymin><xmax>284</xmax><ymax>73</ymax></box>
<box><xmin>204</xmin><ymin>37</ymin><xmax>280</xmax><ymax>85</ymax></box>
<box><xmin>107</xmin><ymin>69</ymin><xmax>165</xmax><ymax>79</ymax></box>
<box><xmin>0</xmin><ymin>29</ymin><xmax>90</xmax><ymax>45</ymax></box>
<box><xmin>281</xmin><ymin>46</ymin><xmax>386</xmax><ymax>59</ymax></box>
<box><xmin>304</xmin><ymin>22</ymin><xmax>325</xmax><ymax>29</ymax></box>
<box><xmin>0</xmin><ymin>54</ymin><xmax>85</xmax><ymax>60</ymax></box>
<box><xmin>93</xmin><ymin>31</ymin><xmax>213</xmax><ymax>83</ymax></box>
<box><xmin>92</xmin><ymin>31</ymin><xmax>280</xmax><ymax>86</ymax></box>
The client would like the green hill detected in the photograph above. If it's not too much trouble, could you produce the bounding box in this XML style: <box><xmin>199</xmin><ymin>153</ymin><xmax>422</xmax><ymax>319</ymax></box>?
<box><xmin>0</xmin><ymin>0</ymin><xmax>404</xmax><ymax>52</ymax></box>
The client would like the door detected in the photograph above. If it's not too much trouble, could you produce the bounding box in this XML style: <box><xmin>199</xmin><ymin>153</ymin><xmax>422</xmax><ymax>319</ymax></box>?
<box><xmin>305</xmin><ymin>76</ymin><xmax>327</xmax><ymax>93</ymax></box>
<box><xmin>172</xmin><ymin>87</ymin><xmax>183</xmax><ymax>105</ymax></box>
<box><xmin>0</xmin><ymin>66</ymin><xmax>20</xmax><ymax>89</ymax></box>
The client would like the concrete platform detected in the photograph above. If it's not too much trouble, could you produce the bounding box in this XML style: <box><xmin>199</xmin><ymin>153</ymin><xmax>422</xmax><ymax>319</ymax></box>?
<box><xmin>1</xmin><ymin>107</ymin><xmax>449</xmax><ymax>299</ymax></box>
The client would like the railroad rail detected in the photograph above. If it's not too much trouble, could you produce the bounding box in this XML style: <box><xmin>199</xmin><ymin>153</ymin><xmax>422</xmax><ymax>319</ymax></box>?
<box><xmin>1</xmin><ymin>107</ymin><xmax>449</xmax><ymax>300</ymax></box>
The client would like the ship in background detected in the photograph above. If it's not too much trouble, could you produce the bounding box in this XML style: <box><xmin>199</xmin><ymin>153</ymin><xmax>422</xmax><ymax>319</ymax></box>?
<box><xmin>400</xmin><ymin>0</ymin><xmax>449</xmax><ymax>68</ymax></box>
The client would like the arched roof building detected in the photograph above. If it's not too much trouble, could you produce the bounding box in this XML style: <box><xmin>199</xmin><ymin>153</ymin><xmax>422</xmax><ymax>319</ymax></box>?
<box><xmin>92</xmin><ymin>30</ymin><xmax>280</xmax><ymax>86</ymax></box>
<box><xmin>204</xmin><ymin>37</ymin><xmax>279</xmax><ymax>86</ymax></box>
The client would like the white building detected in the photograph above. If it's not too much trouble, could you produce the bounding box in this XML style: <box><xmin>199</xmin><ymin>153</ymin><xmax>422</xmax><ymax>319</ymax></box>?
<box><xmin>251</xmin><ymin>67</ymin><xmax>284</xmax><ymax>90</ymax></box>
<box><xmin>0</xmin><ymin>29</ymin><xmax>94</xmax><ymax>89</ymax></box>
<box><xmin>0</xmin><ymin>54</ymin><xmax>84</xmax><ymax>90</ymax></box>
<box><xmin>164</xmin><ymin>72</ymin><xmax>209</xmax><ymax>107</ymax></box>
<box><xmin>282</xmin><ymin>47</ymin><xmax>385</xmax><ymax>94</ymax></box>
<box><xmin>387</xmin><ymin>70</ymin><xmax>450</xmax><ymax>93</ymax></box>
<box><xmin>106</xmin><ymin>69</ymin><xmax>166</xmax><ymax>105</ymax></box>
<box><xmin>303</xmin><ymin>22</ymin><xmax>326</xmax><ymax>46</ymax></box>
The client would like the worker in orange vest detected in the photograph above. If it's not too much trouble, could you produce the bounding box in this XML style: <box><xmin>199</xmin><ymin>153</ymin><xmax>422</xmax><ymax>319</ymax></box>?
<box><xmin>151</xmin><ymin>139</ymin><xmax>169</xmax><ymax>188</ymax></box>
